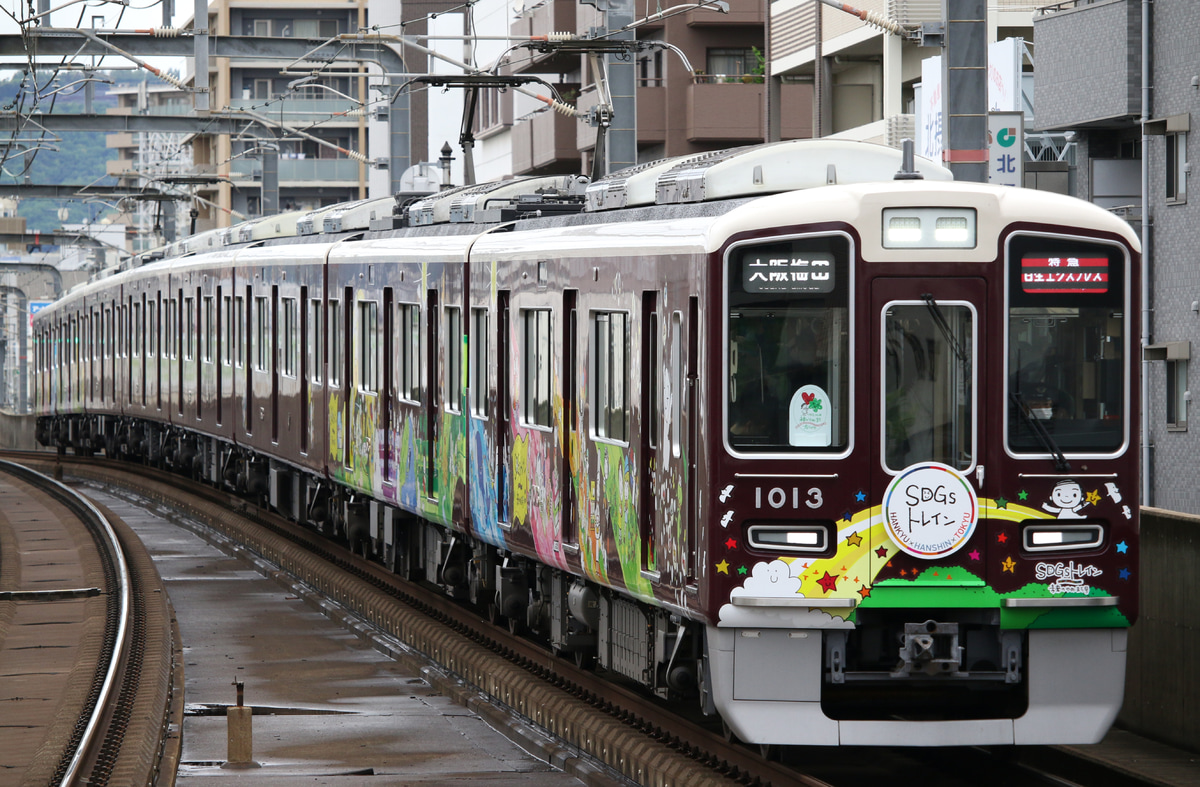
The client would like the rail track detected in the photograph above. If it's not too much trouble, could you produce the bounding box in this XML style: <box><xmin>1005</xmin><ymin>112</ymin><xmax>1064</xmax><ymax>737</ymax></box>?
<box><xmin>0</xmin><ymin>458</ymin><xmax>177</xmax><ymax>786</ymax></box>
<box><xmin>10</xmin><ymin>450</ymin><xmax>1164</xmax><ymax>787</ymax></box>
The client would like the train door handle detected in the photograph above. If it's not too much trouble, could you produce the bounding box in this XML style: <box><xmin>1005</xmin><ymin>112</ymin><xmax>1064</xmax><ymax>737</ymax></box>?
<box><xmin>975</xmin><ymin>465</ymin><xmax>985</xmax><ymax>488</ymax></box>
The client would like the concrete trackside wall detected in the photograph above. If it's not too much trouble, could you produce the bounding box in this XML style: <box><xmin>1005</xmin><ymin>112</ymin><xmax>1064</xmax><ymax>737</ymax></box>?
<box><xmin>0</xmin><ymin>411</ymin><xmax>39</xmax><ymax>451</ymax></box>
<box><xmin>1121</xmin><ymin>507</ymin><xmax>1200</xmax><ymax>752</ymax></box>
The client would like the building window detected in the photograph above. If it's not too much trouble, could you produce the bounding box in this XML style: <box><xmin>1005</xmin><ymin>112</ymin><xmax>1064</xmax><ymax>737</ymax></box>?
<box><xmin>1167</xmin><ymin>359</ymin><xmax>1188</xmax><ymax>430</ymax></box>
<box><xmin>707</xmin><ymin>47</ymin><xmax>756</xmax><ymax>79</ymax></box>
<box><xmin>1166</xmin><ymin>131</ymin><xmax>1187</xmax><ymax>204</ymax></box>
<box><xmin>593</xmin><ymin>311</ymin><xmax>629</xmax><ymax>443</ymax></box>
<box><xmin>523</xmin><ymin>308</ymin><xmax>552</xmax><ymax>428</ymax></box>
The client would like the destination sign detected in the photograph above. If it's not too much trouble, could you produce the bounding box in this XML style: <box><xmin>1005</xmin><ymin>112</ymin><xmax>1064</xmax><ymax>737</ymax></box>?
<box><xmin>742</xmin><ymin>252</ymin><xmax>835</xmax><ymax>294</ymax></box>
<box><xmin>1021</xmin><ymin>255</ymin><xmax>1109</xmax><ymax>294</ymax></box>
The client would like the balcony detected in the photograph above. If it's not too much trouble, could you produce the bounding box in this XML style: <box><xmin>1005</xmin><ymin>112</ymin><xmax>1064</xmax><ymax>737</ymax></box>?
<box><xmin>509</xmin><ymin>0</ymin><xmax>580</xmax><ymax>74</ymax></box>
<box><xmin>684</xmin><ymin>0</ymin><xmax>763</xmax><ymax>26</ymax></box>
<box><xmin>1032</xmin><ymin>0</ymin><xmax>1142</xmax><ymax>130</ymax></box>
<box><xmin>687</xmin><ymin>81</ymin><xmax>812</xmax><ymax>142</ymax></box>
<box><xmin>225</xmin><ymin>97</ymin><xmax>364</xmax><ymax>126</ymax></box>
<box><xmin>512</xmin><ymin>108</ymin><xmax>582</xmax><ymax>175</ymax></box>
<box><xmin>228</xmin><ymin>157</ymin><xmax>362</xmax><ymax>184</ymax></box>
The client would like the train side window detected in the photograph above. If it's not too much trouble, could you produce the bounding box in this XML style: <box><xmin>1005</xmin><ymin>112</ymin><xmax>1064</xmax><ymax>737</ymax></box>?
<box><xmin>398</xmin><ymin>303</ymin><xmax>420</xmax><ymax>402</ymax></box>
<box><xmin>255</xmin><ymin>296</ymin><xmax>270</xmax><ymax>372</ymax></box>
<box><xmin>328</xmin><ymin>298</ymin><xmax>342</xmax><ymax>387</ymax></box>
<box><xmin>309</xmin><ymin>297</ymin><xmax>323</xmax><ymax>384</ymax></box>
<box><xmin>470</xmin><ymin>307</ymin><xmax>489</xmax><ymax>418</ymax></box>
<box><xmin>282</xmin><ymin>297</ymin><xmax>299</xmax><ymax>378</ymax></box>
<box><xmin>1006</xmin><ymin>236</ymin><xmax>1127</xmax><ymax>455</ymax></box>
<box><xmin>203</xmin><ymin>296</ymin><xmax>215</xmax><ymax>363</ymax></box>
<box><xmin>148</xmin><ymin>301</ymin><xmax>157</xmax><ymax>358</ymax></box>
<box><xmin>185</xmin><ymin>296</ymin><xmax>196</xmax><ymax>361</ymax></box>
<box><xmin>522</xmin><ymin>308</ymin><xmax>553</xmax><ymax>428</ymax></box>
<box><xmin>221</xmin><ymin>295</ymin><xmax>232</xmax><ymax>365</ymax></box>
<box><xmin>132</xmin><ymin>302</ymin><xmax>142</xmax><ymax>358</ymax></box>
<box><xmin>671</xmin><ymin>311</ymin><xmax>682</xmax><ymax>458</ymax></box>
<box><xmin>592</xmin><ymin>310</ymin><xmax>629</xmax><ymax>443</ymax></box>
<box><xmin>358</xmin><ymin>299</ymin><xmax>378</xmax><ymax>393</ymax></box>
<box><xmin>445</xmin><ymin>305</ymin><xmax>461</xmax><ymax>413</ymax></box>
<box><xmin>233</xmin><ymin>295</ymin><xmax>244</xmax><ymax>367</ymax></box>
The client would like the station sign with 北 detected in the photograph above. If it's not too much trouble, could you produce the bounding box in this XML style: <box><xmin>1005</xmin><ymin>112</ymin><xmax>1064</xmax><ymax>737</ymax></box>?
<box><xmin>988</xmin><ymin>111</ymin><xmax>1024</xmax><ymax>188</ymax></box>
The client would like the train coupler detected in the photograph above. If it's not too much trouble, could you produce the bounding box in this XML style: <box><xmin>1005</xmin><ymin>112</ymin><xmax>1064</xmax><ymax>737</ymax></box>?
<box><xmin>894</xmin><ymin>620</ymin><xmax>964</xmax><ymax>677</ymax></box>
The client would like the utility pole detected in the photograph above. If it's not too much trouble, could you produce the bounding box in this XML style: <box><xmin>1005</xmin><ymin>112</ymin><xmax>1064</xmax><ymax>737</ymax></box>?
<box><xmin>941</xmin><ymin>0</ymin><xmax>987</xmax><ymax>182</ymax></box>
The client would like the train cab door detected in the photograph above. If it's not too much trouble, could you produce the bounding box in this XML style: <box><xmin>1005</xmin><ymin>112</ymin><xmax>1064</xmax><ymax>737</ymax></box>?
<box><xmin>869</xmin><ymin>276</ymin><xmax>990</xmax><ymax>577</ymax></box>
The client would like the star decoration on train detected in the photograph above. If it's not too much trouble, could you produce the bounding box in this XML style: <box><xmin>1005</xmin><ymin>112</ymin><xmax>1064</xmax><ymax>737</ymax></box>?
<box><xmin>875</xmin><ymin>545</ymin><xmax>889</xmax><ymax>558</ymax></box>
<box><xmin>1001</xmin><ymin>556</ymin><xmax>1016</xmax><ymax>573</ymax></box>
<box><xmin>855</xmin><ymin>490</ymin><xmax>866</xmax><ymax>502</ymax></box>
<box><xmin>843</xmin><ymin>511</ymin><xmax>852</xmax><ymax>522</ymax></box>
<box><xmin>725</xmin><ymin>537</ymin><xmax>738</xmax><ymax>550</ymax></box>
<box><xmin>1086</xmin><ymin>489</ymin><xmax>1102</xmax><ymax>506</ymax></box>
<box><xmin>1017</xmin><ymin>490</ymin><xmax>1029</xmax><ymax>501</ymax></box>
<box><xmin>995</xmin><ymin>496</ymin><xmax>1008</xmax><ymax>509</ymax></box>
<box><xmin>858</xmin><ymin>585</ymin><xmax>871</xmax><ymax>598</ymax></box>
<box><xmin>845</xmin><ymin>532</ymin><xmax>863</xmax><ymax>547</ymax></box>
<box><xmin>738</xmin><ymin>565</ymin><xmax>748</xmax><ymax>575</ymax></box>
<box><xmin>1116</xmin><ymin>540</ymin><xmax>1128</xmax><ymax>554</ymax></box>
<box><xmin>969</xmin><ymin>549</ymin><xmax>981</xmax><ymax>561</ymax></box>
<box><xmin>817</xmin><ymin>571</ymin><xmax>839</xmax><ymax>592</ymax></box>
<box><xmin>997</xmin><ymin>532</ymin><xmax>1008</xmax><ymax>544</ymax></box>
<box><xmin>1119</xmin><ymin>568</ymin><xmax>1131</xmax><ymax>580</ymax></box>
<box><xmin>716</xmin><ymin>560</ymin><xmax>729</xmax><ymax>574</ymax></box>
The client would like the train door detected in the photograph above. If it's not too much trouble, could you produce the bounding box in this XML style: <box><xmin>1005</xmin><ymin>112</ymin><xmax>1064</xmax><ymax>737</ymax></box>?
<box><xmin>426</xmin><ymin>288</ymin><xmax>439</xmax><ymax>499</ymax></box>
<box><xmin>870</xmin><ymin>277</ymin><xmax>987</xmax><ymax>577</ymax></box>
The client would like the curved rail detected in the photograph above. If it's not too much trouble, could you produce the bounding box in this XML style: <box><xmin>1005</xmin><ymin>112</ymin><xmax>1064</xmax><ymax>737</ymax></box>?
<box><xmin>0</xmin><ymin>459</ymin><xmax>131</xmax><ymax>786</ymax></box>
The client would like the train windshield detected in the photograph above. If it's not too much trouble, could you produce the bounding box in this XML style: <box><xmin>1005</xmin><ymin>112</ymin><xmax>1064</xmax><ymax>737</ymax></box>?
<box><xmin>1007</xmin><ymin>236</ymin><xmax>1127</xmax><ymax>455</ymax></box>
<box><xmin>725</xmin><ymin>234</ymin><xmax>851</xmax><ymax>453</ymax></box>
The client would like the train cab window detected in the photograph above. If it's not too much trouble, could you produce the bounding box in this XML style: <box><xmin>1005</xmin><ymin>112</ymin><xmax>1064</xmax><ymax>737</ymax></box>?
<box><xmin>884</xmin><ymin>301</ymin><xmax>975</xmax><ymax>471</ymax></box>
<box><xmin>592</xmin><ymin>311</ymin><xmax>629</xmax><ymax>442</ymax></box>
<box><xmin>445</xmin><ymin>306</ymin><xmax>461</xmax><ymax>412</ymax></box>
<box><xmin>1007</xmin><ymin>236</ymin><xmax>1127</xmax><ymax>455</ymax></box>
<box><xmin>725</xmin><ymin>234</ymin><xmax>851</xmax><ymax>453</ymax></box>
<box><xmin>470</xmin><ymin>307</ymin><xmax>489</xmax><ymax>418</ymax></box>
<box><xmin>523</xmin><ymin>308</ymin><xmax>553</xmax><ymax>428</ymax></box>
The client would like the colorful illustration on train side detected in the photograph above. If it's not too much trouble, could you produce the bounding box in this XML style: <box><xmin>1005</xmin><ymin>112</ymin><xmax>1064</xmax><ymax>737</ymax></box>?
<box><xmin>718</xmin><ymin>463</ymin><xmax>1134</xmax><ymax>629</ymax></box>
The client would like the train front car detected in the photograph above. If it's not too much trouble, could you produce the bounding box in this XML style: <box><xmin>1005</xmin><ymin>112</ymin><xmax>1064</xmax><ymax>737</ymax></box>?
<box><xmin>707</xmin><ymin>179</ymin><xmax>1140</xmax><ymax>746</ymax></box>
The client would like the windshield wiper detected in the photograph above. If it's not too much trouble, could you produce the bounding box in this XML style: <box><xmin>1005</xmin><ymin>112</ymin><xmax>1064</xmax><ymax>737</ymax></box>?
<box><xmin>1009</xmin><ymin>392</ymin><xmax>1071</xmax><ymax>472</ymax></box>
<box><xmin>921</xmin><ymin>293</ymin><xmax>969</xmax><ymax>365</ymax></box>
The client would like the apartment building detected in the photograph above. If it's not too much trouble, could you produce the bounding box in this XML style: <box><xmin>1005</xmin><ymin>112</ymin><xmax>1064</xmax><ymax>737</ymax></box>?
<box><xmin>766</xmin><ymin>0</ymin><xmax>1035</xmax><ymax>147</ymax></box>
<box><xmin>500</xmin><ymin>0</ymin><xmax>812</xmax><ymax>176</ymax></box>
<box><xmin>1034</xmin><ymin>0</ymin><xmax>1198</xmax><ymax>513</ymax></box>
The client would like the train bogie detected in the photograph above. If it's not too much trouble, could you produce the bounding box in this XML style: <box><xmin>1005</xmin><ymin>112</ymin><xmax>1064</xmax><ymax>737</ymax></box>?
<box><xmin>34</xmin><ymin>138</ymin><xmax>1140</xmax><ymax>747</ymax></box>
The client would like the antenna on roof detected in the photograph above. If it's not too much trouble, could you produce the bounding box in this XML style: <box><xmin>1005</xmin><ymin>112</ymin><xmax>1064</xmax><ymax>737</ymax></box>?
<box><xmin>894</xmin><ymin>139</ymin><xmax>924</xmax><ymax>180</ymax></box>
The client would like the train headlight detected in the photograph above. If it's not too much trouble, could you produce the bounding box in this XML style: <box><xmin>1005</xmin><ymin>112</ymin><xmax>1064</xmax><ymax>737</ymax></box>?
<box><xmin>747</xmin><ymin>523</ymin><xmax>831</xmax><ymax>554</ymax></box>
<box><xmin>882</xmin><ymin>208</ymin><xmax>977</xmax><ymax>249</ymax></box>
<box><xmin>1021</xmin><ymin>523</ymin><xmax>1105</xmax><ymax>553</ymax></box>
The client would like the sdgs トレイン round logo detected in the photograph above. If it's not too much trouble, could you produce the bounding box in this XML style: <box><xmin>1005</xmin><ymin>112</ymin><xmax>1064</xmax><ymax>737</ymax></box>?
<box><xmin>883</xmin><ymin>463</ymin><xmax>979</xmax><ymax>559</ymax></box>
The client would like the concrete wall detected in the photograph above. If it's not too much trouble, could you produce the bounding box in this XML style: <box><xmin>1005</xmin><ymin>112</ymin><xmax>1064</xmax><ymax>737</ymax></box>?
<box><xmin>1121</xmin><ymin>507</ymin><xmax>1200</xmax><ymax>752</ymax></box>
<box><xmin>0</xmin><ymin>412</ymin><xmax>38</xmax><ymax>451</ymax></box>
